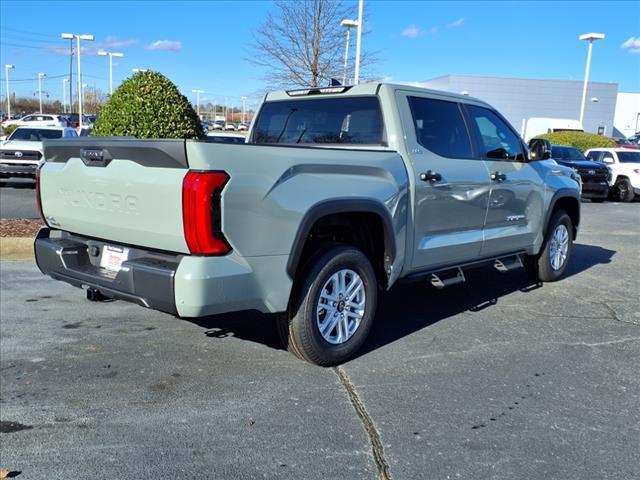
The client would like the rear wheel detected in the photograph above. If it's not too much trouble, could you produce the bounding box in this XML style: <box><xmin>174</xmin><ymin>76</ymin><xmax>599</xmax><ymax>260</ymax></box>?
<box><xmin>278</xmin><ymin>245</ymin><xmax>377</xmax><ymax>366</ymax></box>
<box><xmin>525</xmin><ymin>210</ymin><xmax>573</xmax><ymax>282</ymax></box>
<box><xmin>615</xmin><ymin>178</ymin><xmax>635</xmax><ymax>202</ymax></box>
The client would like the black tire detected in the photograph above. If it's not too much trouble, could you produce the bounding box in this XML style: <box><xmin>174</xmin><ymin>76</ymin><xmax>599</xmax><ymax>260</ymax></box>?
<box><xmin>525</xmin><ymin>210</ymin><xmax>573</xmax><ymax>282</ymax></box>
<box><xmin>615</xmin><ymin>178</ymin><xmax>635</xmax><ymax>202</ymax></box>
<box><xmin>278</xmin><ymin>245</ymin><xmax>378</xmax><ymax>366</ymax></box>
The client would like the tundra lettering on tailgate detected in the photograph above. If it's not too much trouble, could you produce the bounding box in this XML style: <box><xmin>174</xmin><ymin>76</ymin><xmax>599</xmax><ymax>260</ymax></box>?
<box><xmin>58</xmin><ymin>188</ymin><xmax>139</xmax><ymax>215</ymax></box>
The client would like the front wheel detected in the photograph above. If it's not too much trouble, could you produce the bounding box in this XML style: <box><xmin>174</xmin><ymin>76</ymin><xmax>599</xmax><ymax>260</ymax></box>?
<box><xmin>615</xmin><ymin>178</ymin><xmax>635</xmax><ymax>202</ymax></box>
<box><xmin>525</xmin><ymin>210</ymin><xmax>573</xmax><ymax>282</ymax></box>
<box><xmin>278</xmin><ymin>245</ymin><xmax>378</xmax><ymax>366</ymax></box>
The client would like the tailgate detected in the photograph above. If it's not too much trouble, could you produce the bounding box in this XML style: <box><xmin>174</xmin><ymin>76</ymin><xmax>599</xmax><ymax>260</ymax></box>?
<box><xmin>40</xmin><ymin>138</ymin><xmax>190</xmax><ymax>254</ymax></box>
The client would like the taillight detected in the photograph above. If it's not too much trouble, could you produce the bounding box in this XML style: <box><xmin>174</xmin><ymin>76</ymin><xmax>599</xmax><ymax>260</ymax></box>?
<box><xmin>182</xmin><ymin>171</ymin><xmax>231</xmax><ymax>255</ymax></box>
<box><xmin>35</xmin><ymin>163</ymin><xmax>48</xmax><ymax>226</ymax></box>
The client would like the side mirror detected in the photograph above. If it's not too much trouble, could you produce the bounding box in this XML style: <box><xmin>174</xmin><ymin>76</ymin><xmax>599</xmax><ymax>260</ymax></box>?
<box><xmin>528</xmin><ymin>138</ymin><xmax>552</xmax><ymax>161</ymax></box>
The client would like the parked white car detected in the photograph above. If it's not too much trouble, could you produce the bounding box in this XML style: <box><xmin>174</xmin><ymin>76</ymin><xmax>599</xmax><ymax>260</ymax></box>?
<box><xmin>224</xmin><ymin>122</ymin><xmax>236</xmax><ymax>131</ymax></box>
<box><xmin>2</xmin><ymin>113</ymin><xmax>68</xmax><ymax>128</ymax></box>
<box><xmin>585</xmin><ymin>148</ymin><xmax>640</xmax><ymax>202</ymax></box>
<box><xmin>237</xmin><ymin>123</ymin><xmax>249</xmax><ymax>131</ymax></box>
<box><xmin>0</xmin><ymin>126</ymin><xmax>77</xmax><ymax>180</ymax></box>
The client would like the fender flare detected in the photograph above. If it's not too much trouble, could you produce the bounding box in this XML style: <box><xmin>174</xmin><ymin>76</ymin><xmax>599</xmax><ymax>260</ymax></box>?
<box><xmin>286</xmin><ymin>198</ymin><xmax>397</xmax><ymax>280</ymax></box>
<box><xmin>544</xmin><ymin>188</ymin><xmax>581</xmax><ymax>237</ymax></box>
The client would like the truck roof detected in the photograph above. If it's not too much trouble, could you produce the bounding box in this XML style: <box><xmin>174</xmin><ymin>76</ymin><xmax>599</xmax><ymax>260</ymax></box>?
<box><xmin>265</xmin><ymin>82</ymin><xmax>492</xmax><ymax>107</ymax></box>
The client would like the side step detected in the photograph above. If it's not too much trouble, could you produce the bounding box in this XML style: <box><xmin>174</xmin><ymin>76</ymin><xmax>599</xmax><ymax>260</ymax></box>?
<box><xmin>430</xmin><ymin>267</ymin><xmax>465</xmax><ymax>289</ymax></box>
<box><xmin>493</xmin><ymin>254</ymin><xmax>523</xmax><ymax>273</ymax></box>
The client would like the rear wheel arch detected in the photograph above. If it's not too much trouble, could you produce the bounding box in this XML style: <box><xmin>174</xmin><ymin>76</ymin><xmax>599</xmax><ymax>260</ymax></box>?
<box><xmin>286</xmin><ymin>199</ymin><xmax>396</xmax><ymax>289</ymax></box>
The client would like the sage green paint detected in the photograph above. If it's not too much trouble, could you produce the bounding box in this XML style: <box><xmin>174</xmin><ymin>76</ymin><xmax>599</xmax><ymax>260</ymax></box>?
<box><xmin>38</xmin><ymin>83</ymin><xmax>580</xmax><ymax>317</ymax></box>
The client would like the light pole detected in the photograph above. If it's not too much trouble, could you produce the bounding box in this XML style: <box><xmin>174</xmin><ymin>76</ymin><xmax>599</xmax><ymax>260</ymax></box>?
<box><xmin>578</xmin><ymin>33</ymin><xmax>605</xmax><ymax>127</ymax></box>
<box><xmin>38</xmin><ymin>73</ymin><xmax>46</xmax><ymax>113</ymax></box>
<box><xmin>63</xmin><ymin>78</ymin><xmax>68</xmax><ymax>113</ymax></box>
<box><xmin>5</xmin><ymin>64</ymin><xmax>14</xmax><ymax>119</ymax></box>
<box><xmin>340</xmin><ymin>19</ymin><xmax>358</xmax><ymax>85</ymax></box>
<box><xmin>192</xmin><ymin>89</ymin><xmax>204</xmax><ymax>118</ymax></box>
<box><xmin>62</xmin><ymin>33</ymin><xmax>94</xmax><ymax>128</ymax></box>
<box><xmin>98</xmin><ymin>50</ymin><xmax>124</xmax><ymax>95</ymax></box>
<box><xmin>353</xmin><ymin>0</ymin><xmax>364</xmax><ymax>85</ymax></box>
<box><xmin>241</xmin><ymin>96</ymin><xmax>247</xmax><ymax>123</ymax></box>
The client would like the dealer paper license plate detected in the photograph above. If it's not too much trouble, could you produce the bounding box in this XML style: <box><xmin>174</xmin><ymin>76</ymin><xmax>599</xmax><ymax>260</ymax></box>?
<box><xmin>100</xmin><ymin>245</ymin><xmax>130</xmax><ymax>272</ymax></box>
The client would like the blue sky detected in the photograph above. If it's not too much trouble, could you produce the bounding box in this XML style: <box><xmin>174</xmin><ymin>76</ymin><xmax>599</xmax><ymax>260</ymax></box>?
<box><xmin>1</xmin><ymin>0</ymin><xmax>639</xmax><ymax>111</ymax></box>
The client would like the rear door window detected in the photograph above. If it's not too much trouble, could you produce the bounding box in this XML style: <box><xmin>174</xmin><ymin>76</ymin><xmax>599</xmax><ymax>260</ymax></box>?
<box><xmin>253</xmin><ymin>96</ymin><xmax>383</xmax><ymax>145</ymax></box>
<box><xmin>407</xmin><ymin>96</ymin><xmax>474</xmax><ymax>158</ymax></box>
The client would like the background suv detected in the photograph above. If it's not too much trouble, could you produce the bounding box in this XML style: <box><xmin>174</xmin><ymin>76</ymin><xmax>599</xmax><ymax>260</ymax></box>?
<box><xmin>550</xmin><ymin>145</ymin><xmax>610</xmax><ymax>202</ymax></box>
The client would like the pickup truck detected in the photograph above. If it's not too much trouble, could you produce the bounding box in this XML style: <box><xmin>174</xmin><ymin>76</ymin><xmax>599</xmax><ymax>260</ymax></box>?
<box><xmin>0</xmin><ymin>126</ymin><xmax>78</xmax><ymax>180</ymax></box>
<box><xmin>35</xmin><ymin>83</ymin><xmax>581</xmax><ymax>366</ymax></box>
<box><xmin>585</xmin><ymin>148</ymin><xmax>640</xmax><ymax>202</ymax></box>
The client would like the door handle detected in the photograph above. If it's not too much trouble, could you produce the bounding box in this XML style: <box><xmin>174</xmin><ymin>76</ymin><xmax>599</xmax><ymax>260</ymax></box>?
<box><xmin>491</xmin><ymin>171</ymin><xmax>507</xmax><ymax>182</ymax></box>
<box><xmin>420</xmin><ymin>170</ymin><xmax>442</xmax><ymax>182</ymax></box>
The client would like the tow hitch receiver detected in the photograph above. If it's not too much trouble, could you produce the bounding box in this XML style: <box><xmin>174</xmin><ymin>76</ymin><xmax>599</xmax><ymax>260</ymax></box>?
<box><xmin>86</xmin><ymin>287</ymin><xmax>110</xmax><ymax>302</ymax></box>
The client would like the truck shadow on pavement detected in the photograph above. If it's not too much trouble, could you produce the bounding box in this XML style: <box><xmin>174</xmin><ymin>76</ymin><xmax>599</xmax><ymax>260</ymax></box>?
<box><xmin>186</xmin><ymin>243</ymin><xmax>615</xmax><ymax>358</ymax></box>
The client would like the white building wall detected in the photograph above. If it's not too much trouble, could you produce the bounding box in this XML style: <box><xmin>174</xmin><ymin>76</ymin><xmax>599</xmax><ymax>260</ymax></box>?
<box><xmin>414</xmin><ymin>75</ymin><xmax>618</xmax><ymax>136</ymax></box>
<box><xmin>613</xmin><ymin>92</ymin><xmax>640</xmax><ymax>138</ymax></box>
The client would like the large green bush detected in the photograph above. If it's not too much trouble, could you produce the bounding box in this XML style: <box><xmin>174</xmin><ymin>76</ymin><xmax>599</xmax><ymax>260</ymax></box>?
<box><xmin>92</xmin><ymin>71</ymin><xmax>204</xmax><ymax>139</ymax></box>
<box><xmin>535</xmin><ymin>131</ymin><xmax>616</xmax><ymax>152</ymax></box>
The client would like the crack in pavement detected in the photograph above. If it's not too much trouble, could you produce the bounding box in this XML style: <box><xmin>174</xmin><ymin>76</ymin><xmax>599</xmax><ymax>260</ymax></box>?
<box><xmin>599</xmin><ymin>301</ymin><xmax>640</xmax><ymax>327</ymax></box>
<box><xmin>334</xmin><ymin>366</ymin><xmax>392</xmax><ymax>480</ymax></box>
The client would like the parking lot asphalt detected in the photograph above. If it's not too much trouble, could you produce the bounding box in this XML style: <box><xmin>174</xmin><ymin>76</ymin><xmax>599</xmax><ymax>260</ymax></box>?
<box><xmin>0</xmin><ymin>179</ymin><xmax>38</xmax><ymax>219</ymax></box>
<box><xmin>1</xmin><ymin>202</ymin><xmax>638</xmax><ymax>480</ymax></box>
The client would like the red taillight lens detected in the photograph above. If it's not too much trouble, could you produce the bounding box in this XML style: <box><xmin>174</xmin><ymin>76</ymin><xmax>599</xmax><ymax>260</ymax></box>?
<box><xmin>182</xmin><ymin>171</ymin><xmax>231</xmax><ymax>255</ymax></box>
<box><xmin>35</xmin><ymin>163</ymin><xmax>48</xmax><ymax>226</ymax></box>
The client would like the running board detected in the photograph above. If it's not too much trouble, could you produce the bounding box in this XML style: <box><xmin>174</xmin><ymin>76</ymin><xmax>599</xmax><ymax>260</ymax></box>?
<box><xmin>493</xmin><ymin>254</ymin><xmax>523</xmax><ymax>273</ymax></box>
<box><xmin>430</xmin><ymin>267</ymin><xmax>465</xmax><ymax>289</ymax></box>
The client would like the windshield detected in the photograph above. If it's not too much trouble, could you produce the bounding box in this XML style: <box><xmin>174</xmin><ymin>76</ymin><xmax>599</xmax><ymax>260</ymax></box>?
<box><xmin>9</xmin><ymin>128</ymin><xmax>63</xmax><ymax>141</ymax></box>
<box><xmin>617</xmin><ymin>151</ymin><xmax>640</xmax><ymax>163</ymax></box>
<box><xmin>551</xmin><ymin>146</ymin><xmax>587</xmax><ymax>162</ymax></box>
<box><xmin>253</xmin><ymin>96</ymin><xmax>383</xmax><ymax>145</ymax></box>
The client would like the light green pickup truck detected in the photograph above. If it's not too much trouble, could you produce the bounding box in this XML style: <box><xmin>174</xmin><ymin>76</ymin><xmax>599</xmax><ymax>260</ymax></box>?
<box><xmin>35</xmin><ymin>83</ymin><xmax>581</xmax><ymax>366</ymax></box>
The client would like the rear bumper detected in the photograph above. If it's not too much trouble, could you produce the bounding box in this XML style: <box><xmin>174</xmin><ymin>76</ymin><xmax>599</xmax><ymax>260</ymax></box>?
<box><xmin>0</xmin><ymin>163</ymin><xmax>37</xmax><ymax>177</ymax></box>
<box><xmin>34</xmin><ymin>228</ymin><xmax>179</xmax><ymax>315</ymax></box>
<box><xmin>34</xmin><ymin>228</ymin><xmax>293</xmax><ymax>317</ymax></box>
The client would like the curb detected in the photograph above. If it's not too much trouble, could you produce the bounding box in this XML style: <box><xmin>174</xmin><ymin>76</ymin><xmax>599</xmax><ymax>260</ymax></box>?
<box><xmin>0</xmin><ymin>237</ymin><xmax>35</xmax><ymax>261</ymax></box>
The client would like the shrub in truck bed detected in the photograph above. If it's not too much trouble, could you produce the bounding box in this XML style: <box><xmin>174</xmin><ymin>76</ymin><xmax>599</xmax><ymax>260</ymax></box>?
<box><xmin>92</xmin><ymin>71</ymin><xmax>204</xmax><ymax>140</ymax></box>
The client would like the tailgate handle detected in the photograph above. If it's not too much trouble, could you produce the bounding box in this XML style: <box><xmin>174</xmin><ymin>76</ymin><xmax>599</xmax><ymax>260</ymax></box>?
<box><xmin>81</xmin><ymin>148</ymin><xmax>112</xmax><ymax>167</ymax></box>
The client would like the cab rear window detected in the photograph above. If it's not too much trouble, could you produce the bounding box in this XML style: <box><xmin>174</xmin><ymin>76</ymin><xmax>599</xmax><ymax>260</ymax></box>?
<box><xmin>252</xmin><ymin>96</ymin><xmax>383</xmax><ymax>145</ymax></box>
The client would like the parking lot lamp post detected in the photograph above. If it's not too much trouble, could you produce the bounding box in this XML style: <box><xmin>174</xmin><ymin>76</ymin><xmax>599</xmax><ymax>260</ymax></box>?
<box><xmin>63</xmin><ymin>78</ymin><xmax>68</xmax><ymax>113</ymax></box>
<box><xmin>192</xmin><ymin>89</ymin><xmax>204</xmax><ymax>119</ymax></box>
<box><xmin>98</xmin><ymin>50</ymin><xmax>124</xmax><ymax>95</ymax></box>
<box><xmin>37</xmin><ymin>73</ymin><xmax>46</xmax><ymax>113</ymax></box>
<box><xmin>62</xmin><ymin>33</ymin><xmax>94</xmax><ymax>128</ymax></box>
<box><xmin>353</xmin><ymin>0</ymin><xmax>364</xmax><ymax>85</ymax></box>
<box><xmin>578</xmin><ymin>33</ymin><xmax>605</xmax><ymax>127</ymax></box>
<box><xmin>241</xmin><ymin>96</ymin><xmax>247</xmax><ymax>123</ymax></box>
<box><xmin>5</xmin><ymin>64</ymin><xmax>14</xmax><ymax>119</ymax></box>
<box><xmin>340</xmin><ymin>19</ymin><xmax>358</xmax><ymax>85</ymax></box>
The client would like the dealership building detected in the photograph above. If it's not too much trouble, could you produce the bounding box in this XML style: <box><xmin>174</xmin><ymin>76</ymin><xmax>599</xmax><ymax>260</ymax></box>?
<box><xmin>409</xmin><ymin>74</ymin><xmax>639</xmax><ymax>139</ymax></box>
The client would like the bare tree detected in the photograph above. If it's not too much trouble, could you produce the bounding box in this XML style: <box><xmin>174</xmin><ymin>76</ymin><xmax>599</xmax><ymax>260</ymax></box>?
<box><xmin>249</xmin><ymin>0</ymin><xmax>375</xmax><ymax>88</ymax></box>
